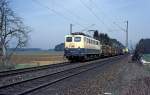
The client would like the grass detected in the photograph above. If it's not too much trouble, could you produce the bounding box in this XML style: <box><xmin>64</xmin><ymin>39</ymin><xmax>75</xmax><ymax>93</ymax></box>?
<box><xmin>142</xmin><ymin>54</ymin><xmax>150</xmax><ymax>72</ymax></box>
<box><xmin>14</xmin><ymin>63</ymin><xmax>37</xmax><ymax>69</ymax></box>
<box><xmin>0</xmin><ymin>51</ymin><xmax>67</xmax><ymax>71</ymax></box>
<box><xmin>0</xmin><ymin>62</ymin><xmax>45</xmax><ymax>71</ymax></box>
<box><xmin>10</xmin><ymin>51</ymin><xmax>67</xmax><ymax>64</ymax></box>
<box><xmin>13</xmin><ymin>51</ymin><xmax>64</xmax><ymax>55</ymax></box>
<box><xmin>142</xmin><ymin>54</ymin><xmax>150</xmax><ymax>62</ymax></box>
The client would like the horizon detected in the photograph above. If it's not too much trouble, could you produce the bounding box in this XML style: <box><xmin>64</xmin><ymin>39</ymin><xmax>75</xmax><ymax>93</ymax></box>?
<box><xmin>10</xmin><ymin>0</ymin><xmax>150</xmax><ymax>49</ymax></box>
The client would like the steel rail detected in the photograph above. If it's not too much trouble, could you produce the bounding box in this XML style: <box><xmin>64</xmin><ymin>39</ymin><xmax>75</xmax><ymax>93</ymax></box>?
<box><xmin>0</xmin><ymin>55</ymin><xmax>125</xmax><ymax>95</ymax></box>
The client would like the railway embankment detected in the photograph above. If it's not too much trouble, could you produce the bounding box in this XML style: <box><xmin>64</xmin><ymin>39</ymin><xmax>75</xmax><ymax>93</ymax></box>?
<box><xmin>0</xmin><ymin>55</ymin><xmax>122</xmax><ymax>95</ymax></box>
<box><xmin>27</xmin><ymin>55</ymin><xmax>150</xmax><ymax>95</ymax></box>
<box><xmin>0</xmin><ymin>55</ymin><xmax>150</xmax><ymax>95</ymax></box>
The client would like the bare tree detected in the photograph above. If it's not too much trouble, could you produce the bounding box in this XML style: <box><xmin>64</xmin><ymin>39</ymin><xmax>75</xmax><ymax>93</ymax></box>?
<box><xmin>0</xmin><ymin>0</ymin><xmax>30</xmax><ymax>65</ymax></box>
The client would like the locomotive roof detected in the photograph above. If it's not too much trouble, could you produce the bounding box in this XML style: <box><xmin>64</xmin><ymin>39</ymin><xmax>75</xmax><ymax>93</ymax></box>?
<box><xmin>66</xmin><ymin>32</ymin><xmax>99</xmax><ymax>41</ymax></box>
<box><xmin>71</xmin><ymin>32</ymin><xmax>91</xmax><ymax>37</ymax></box>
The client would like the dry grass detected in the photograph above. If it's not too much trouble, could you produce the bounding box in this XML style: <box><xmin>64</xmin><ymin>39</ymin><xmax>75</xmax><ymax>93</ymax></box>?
<box><xmin>0</xmin><ymin>53</ymin><xmax>68</xmax><ymax>71</ymax></box>
<box><xmin>10</xmin><ymin>54</ymin><xmax>68</xmax><ymax>65</ymax></box>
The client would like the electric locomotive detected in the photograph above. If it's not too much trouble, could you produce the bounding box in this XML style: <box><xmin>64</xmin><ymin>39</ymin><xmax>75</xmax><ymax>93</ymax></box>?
<box><xmin>64</xmin><ymin>32</ymin><xmax>102</xmax><ymax>61</ymax></box>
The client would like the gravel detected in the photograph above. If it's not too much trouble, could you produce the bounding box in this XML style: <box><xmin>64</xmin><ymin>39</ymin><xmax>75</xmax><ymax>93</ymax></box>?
<box><xmin>0</xmin><ymin>56</ymin><xmax>118</xmax><ymax>88</ymax></box>
<box><xmin>26</xmin><ymin>55</ymin><xmax>150</xmax><ymax>95</ymax></box>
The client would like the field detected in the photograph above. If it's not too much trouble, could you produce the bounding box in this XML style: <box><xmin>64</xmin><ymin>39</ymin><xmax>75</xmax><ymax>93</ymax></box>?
<box><xmin>4</xmin><ymin>51</ymin><xmax>68</xmax><ymax>70</ymax></box>
<box><xmin>142</xmin><ymin>54</ymin><xmax>150</xmax><ymax>62</ymax></box>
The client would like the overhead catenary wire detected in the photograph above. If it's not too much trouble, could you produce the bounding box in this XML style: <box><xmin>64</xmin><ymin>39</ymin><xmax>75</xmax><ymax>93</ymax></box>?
<box><xmin>79</xmin><ymin>0</ymin><xmax>113</xmax><ymax>32</ymax></box>
<box><xmin>113</xmin><ymin>22</ymin><xmax>126</xmax><ymax>32</ymax></box>
<box><xmin>79</xmin><ymin>0</ymin><xmax>105</xmax><ymax>24</ymax></box>
<box><xmin>53</xmin><ymin>2</ymin><xmax>89</xmax><ymax>25</ymax></box>
<box><xmin>80</xmin><ymin>24</ymin><xmax>95</xmax><ymax>32</ymax></box>
<box><xmin>89</xmin><ymin>0</ymin><xmax>126</xmax><ymax>32</ymax></box>
<box><xmin>89</xmin><ymin>0</ymin><xmax>128</xmax><ymax>47</ymax></box>
<box><xmin>51</xmin><ymin>1</ymin><xmax>98</xmax><ymax>32</ymax></box>
<box><xmin>32</xmin><ymin>0</ymin><xmax>87</xmax><ymax>29</ymax></box>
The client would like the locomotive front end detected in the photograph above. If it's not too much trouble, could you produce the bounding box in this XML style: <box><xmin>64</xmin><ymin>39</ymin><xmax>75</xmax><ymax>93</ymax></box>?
<box><xmin>64</xmin><ymin>34</ymin><xmax>85</xmax><ymax>61</ymax></box>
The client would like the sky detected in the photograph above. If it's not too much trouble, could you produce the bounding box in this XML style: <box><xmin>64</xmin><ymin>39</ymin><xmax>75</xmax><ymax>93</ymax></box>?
<box><xmin>10</xmin><ymin>0</ymin><xmax>150</xmax><ymax>49</ymax></box>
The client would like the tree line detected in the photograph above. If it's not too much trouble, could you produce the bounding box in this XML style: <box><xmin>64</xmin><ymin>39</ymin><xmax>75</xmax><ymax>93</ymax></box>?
<box><xmin>93</xmin><ymin>30</ymin><xmax>125</xmax><ymax>48</ymax></box>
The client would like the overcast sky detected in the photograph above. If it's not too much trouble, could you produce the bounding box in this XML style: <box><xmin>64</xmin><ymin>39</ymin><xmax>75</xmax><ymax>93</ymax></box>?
<box><xmin>10</xmin><ymin>0</ymin><xmax>150</xmax><ymax>49</ymax></box>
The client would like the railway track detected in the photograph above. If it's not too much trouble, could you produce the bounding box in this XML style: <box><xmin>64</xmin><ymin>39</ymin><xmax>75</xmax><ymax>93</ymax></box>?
<box><xmin>0</xmin><ymin>62</ymin><xmax>70</xmax><ymax>78</ymax></box>
<box><xmin>0</xmin><ymin>55</ymin><xmax>126</xmax><ymax>95</ymax></box>
<box><xmin>0</xmin><ymin>61</ymin><xmax>81</xmax><ymax>88</ymax></box>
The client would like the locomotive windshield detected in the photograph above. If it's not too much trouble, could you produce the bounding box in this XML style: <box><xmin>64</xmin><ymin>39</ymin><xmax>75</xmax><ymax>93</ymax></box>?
<box><xmin>74</xmin><ymin>37</ymin><xmax>81</xmax><ymax>42</ymax></box>
<box><xmin>66</xmin><ymin>37</ymin><xmax>72</xmax><ymax>42</ymax></box>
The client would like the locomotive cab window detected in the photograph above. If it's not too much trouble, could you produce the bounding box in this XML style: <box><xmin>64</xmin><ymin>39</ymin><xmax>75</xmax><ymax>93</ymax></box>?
<box><xmin>74</xmin><ymin>37</ymin><xmax>81</xmax><ymax>42</ymax></box>
<box><xmin>66</xmin><ymin>37</ymin><xmax>72</xmax><ymax>42</ymax></box>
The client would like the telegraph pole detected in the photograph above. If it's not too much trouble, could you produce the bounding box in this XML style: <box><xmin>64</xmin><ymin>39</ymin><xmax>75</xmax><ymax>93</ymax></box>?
<box><xmin>126</xmin><ymin>21</ymin><xmax>128</xmax><ymax>48</ymax></box>
<box><xmin>70</xmin><ymin>24</ymin><xmax>73</xmax><ymax>34</ymax></box>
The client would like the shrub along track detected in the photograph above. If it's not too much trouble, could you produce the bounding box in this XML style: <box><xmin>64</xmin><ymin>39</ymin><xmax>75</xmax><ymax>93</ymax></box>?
<box><xmin>0</xmin><ymin>55</ymin><xmax>126</xmax><ymax>95</ymax></box>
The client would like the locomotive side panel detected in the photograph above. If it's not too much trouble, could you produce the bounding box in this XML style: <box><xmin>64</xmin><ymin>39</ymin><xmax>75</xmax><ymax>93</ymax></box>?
<box><xmin>83</xmin><ymin>36</ymin><xmax>102</xmax><ymax>55</ymax></box>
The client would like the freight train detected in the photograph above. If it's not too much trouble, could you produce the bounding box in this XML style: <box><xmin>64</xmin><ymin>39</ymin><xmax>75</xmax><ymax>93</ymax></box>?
<box><xmin>64</xmin><ymin>32</ymin><xmax>125</xmax><ymax>61</ymax></box>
